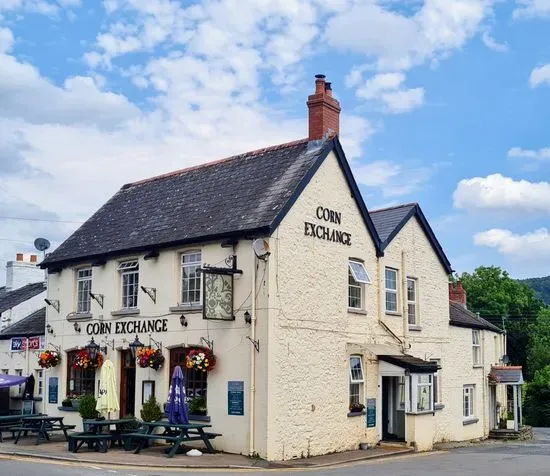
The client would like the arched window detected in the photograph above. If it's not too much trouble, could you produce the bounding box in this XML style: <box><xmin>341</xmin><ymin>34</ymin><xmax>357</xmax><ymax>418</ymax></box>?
<box><xmin>66</xmin><ymin>350</ymin><xmax>96</xmax><ymax>396</ymax></box>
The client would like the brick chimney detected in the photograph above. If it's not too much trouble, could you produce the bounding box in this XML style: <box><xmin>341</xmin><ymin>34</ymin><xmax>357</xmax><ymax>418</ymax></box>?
<box><xmin>449</xmin><ymin>281</ymin><xmax>467</xmax><ymax>307</ymax></box>
<box><xmin>307</xmin><ymin>74</ymin><xmax>341</xmax><ymax>141</ymax></box>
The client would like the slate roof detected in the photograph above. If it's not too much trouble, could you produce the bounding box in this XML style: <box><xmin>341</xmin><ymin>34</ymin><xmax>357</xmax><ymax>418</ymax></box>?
<box><xmin>41</xmin><ymin>137</ymin><xmax>382</xmax><ymax>268</ymax></box>
<box><xmin>378</xmin><ymin>354</ymin><xmax>439</xmax><ymax>373</ymax></box>
<box><xmin>490</xmin><ymin>366</ymin><xmax>523</xmax><ymax>384</ymax></box>
<box><xmin>370</xmin><ymin>203</ymin><xmax>453</xmax><ymax>274</ymax></box>
<box><xmin>449</xmin><ymin>301</ymin><xmax>504</xmax><ymax>333</ymax></box>
<box><xmin>0</xmin><ymin>307</ymin><xmax>45</xmax><ymax>339</ymax></box>
<box><xmin>0</xmin><ymin>282</ymin><xmax>46</xmax><ymax>314</ymax></box>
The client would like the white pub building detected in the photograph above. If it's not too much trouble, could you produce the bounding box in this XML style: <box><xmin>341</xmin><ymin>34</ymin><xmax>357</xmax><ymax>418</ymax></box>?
<box><xmin>40</xmin><ymin>75</ymin><xmax>515</xmax><ymax>460</ymax></box>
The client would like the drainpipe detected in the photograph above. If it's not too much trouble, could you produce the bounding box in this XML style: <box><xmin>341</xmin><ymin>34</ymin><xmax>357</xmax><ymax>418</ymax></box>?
<box><xmin>249</xmin><ymin>245</ymin><xmax>257</xmax><ymax>457</ymax></box>
<box><xmin>401</xmin><ymin>251</ymin><xmax>408</xmax><ymax>350</ymax></box>
<box><xmin>376</xmin><ymin>258</ymin><xmax>381</xmax><ymax>323</ymax></box>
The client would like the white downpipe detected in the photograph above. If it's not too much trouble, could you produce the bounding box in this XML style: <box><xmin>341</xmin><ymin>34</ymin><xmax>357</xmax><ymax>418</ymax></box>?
<box><xmin>249</xmin><ymin>245</ymin><xmax>257</xmax><ymax>457</ymax></box>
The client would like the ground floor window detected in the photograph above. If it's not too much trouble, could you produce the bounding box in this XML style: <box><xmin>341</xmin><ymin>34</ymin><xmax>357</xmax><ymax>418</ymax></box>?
<box><xmin>349</xmin><ymin>355</ymin><xmax>364</xmax><ymax>409</ymax></box>
<box><xmin>170</xmin><ymin>347</ymin><xmax>208</xmax><ymax>413</ymax></box>
<box><xmin>410</xmin><ymin>373</ymin><xmax>433</xmax><ymax>412</ymax></box>
<box><xmin>66</xmin><ymin>350</ymin><xmax>96</xmax><ymax>396</ymax></box>
<box><xmin>430</xmin><ymin>359</ymin><xmax>442</xmax><ymax>405</ymax></box>
<box><xmin>463</xmin><ymin>385</ymin><xmax>475</xmax><ymax>418</ymax></box>
<box><xmin>35</xmin><ymin>369</ymin><xmax>43</xmax><ymax>396</ymax></box>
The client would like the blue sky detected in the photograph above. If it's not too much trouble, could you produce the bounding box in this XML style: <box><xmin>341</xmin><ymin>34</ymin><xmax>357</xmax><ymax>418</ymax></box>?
<box><xmin>0</xmin><ymin>0</ymin><xmax>549</xmax><ymax>282</ymax></box>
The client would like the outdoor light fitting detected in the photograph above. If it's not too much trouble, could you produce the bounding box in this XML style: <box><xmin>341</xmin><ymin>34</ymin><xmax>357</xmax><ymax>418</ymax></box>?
<box><xmin>44</xmin><ymin>299</ymin><xmax>60</xmax><ymax>312</ymax></box>
<box><xmin>244</xmin><ymin>311</ymin><xmax>252</xmax><ymax>324</ymax></box>
<box><xmin>129</xmin><ymin>335</ymin><xmax>144</xmax><ymax>360</ymax></box>
<box><xmin>140</xmin><ymin>286</ymin><xmax>157</xmax><ymax>303</ymax></box>
<box><xmin>73</xmin><ymin>322</ymin><xmax>81</xmax><ymax>333</ymax></box>
<box><xmin>85</xmin><ymin>337</ymin><xmax>100</xmax><ymax>360</ymax></box>
<box><xmin>46</xmin><ymin>323</ymin><xmax>54</xmax><ymax>334</ymax></box>
<box><xmin>180</xmin><ymin>314</ymin><xmax>188</xmax><ymax>327</ymax></box>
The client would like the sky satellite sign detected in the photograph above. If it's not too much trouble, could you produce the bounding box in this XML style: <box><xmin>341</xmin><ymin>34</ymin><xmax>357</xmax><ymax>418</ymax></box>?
<box><xmin>10</xmin><ymin>336</ymin><xmax>44</xmax><ymax>352</ymax></box>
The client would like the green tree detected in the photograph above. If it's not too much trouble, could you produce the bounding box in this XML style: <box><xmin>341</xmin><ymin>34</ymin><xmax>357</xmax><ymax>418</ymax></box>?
<box><xmin>528</xmin><ymin>308</ymin><xmax>550</xmax><ymax>375</ymax></box>
<box><xmin>524</xmin><ymin>365</ymin><xmax>550</xmax><ymax>427</ymax></box>
<box><xmin>459</xmin><ymin>266</ymin><xmax>544</xmax><ymax>377</ymax></box>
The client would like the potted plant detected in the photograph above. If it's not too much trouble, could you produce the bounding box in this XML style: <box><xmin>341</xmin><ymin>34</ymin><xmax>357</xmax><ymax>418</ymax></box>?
<box><xmin>506</xmin><ymin>411</ymin><xmax>516</xmax><ymax>430</ymax></box>
<box><xmin>140</xmin><ymin>395</ymin><xmax>163</xmax><ymax>422</ymax></box>
<box><xmin>349</xmin><ymin>402</ymin><xmax>365</xmax><ymax>414</ymax></box>
<box><xmin>188</xmin><ymin>396</ymin><xmax>207</xmax><ymax>416</ymax></box>
<box><xmin>61</xmin><ymin>397</ymin><xmax>72</xmax><ymax>408</ymax></box>
<box><xmin>78</xmin><ymin>394</ymin><xmax>99</xmax><ymax>431</ymax></box>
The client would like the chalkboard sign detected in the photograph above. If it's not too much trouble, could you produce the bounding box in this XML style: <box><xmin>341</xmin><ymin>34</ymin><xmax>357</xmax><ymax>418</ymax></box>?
<box><xmin>228</xmin><ymin>381</ymin><xmax>244</xmax><ymax>416</ymax></box>
<box><xmin>366</xmin><ymin>398</ymin><xmax>376</xmax><ymax>428</ymax></box>
<box><xmin>48</xmin><ymin>377</ymin><xmax>58</xmax><ymax>404</ymax></box>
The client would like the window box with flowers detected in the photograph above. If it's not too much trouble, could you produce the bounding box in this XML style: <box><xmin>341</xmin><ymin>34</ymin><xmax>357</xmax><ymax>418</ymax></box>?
<box><xmin>136</xmin><ymin>347</ymin><xmax>165</xmax><ymax>370</ymax></box>
<box><xmin>38</xmin><ymin>350</ymin><xmax>61</xmax><ymax>369</ymax></box>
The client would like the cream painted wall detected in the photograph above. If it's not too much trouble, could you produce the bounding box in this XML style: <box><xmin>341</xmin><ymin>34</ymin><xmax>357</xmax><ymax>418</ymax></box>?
<box><xmin>267</xmin><ymin>150</ymin><xmax>389</xmax><ymax>460</ymax></box>
<box><xmin>43</xmin><ymin>239</ymin><xmax>269</xmax><ymax>456</ymax></box>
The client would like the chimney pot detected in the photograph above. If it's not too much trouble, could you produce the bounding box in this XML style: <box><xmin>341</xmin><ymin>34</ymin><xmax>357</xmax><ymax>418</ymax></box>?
<box><xmin>16</xmin><ymin>253</ymin><xmax>23</xmax><ymax>262</ymax></box>
<box><xmin>307</xmin><ymin>74</ymin><xmax>341</xmax><ymax>141</ymax></box>
<box><xmin>30</xmin><ymin>255</ymin><xmax>37</xmax><ymax>263</ymax></box>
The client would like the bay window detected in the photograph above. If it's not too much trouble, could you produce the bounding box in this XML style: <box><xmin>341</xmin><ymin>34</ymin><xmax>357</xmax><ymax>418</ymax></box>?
<box><xmin>409</xmin><ymin>373</ymin><xmax>433</xmax><ymax>413</ymax></box>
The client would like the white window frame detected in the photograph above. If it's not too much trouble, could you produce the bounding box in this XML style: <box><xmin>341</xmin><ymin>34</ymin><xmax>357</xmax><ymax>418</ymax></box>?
<box><xmin>472</xmin><ymin>330</ymin><xmax>481</xmax><ymax>366</ymax></box>
<box><xmin>181</xmin><ymin>251</ymin><xmax>202</xmax><ymax>306</ymax></box>
<box><xmin>76</xmin><ymin>267</ymin><xmax>92</xmax><ymax>314</ymax></box>
<box><xmin>385</xmin><ymin>268</ymin><xmax>398</xmax><ymax>313</ymax></box>
<box><xmin>35</xmin><ymin>369</ymin><xmax>43</xmax><ymax>396</ymax></box>
<box><xmin>118</xmin><ymin>260</ymin><xmax>139</xmax><ymax>309</ymax></box>
<box><xmin>407</xmin><ymin>277</ymin><xmax>417</xmax><ymax>325</ymax></box>
<box><xmin>430</xmin><ymin>359</ymin><xmax>442</xmax><ymax>405</ymax></box>
<box><xmin>463</xmin><ymin>385</ymin><xmax>475</xmax><ymax>419</ymax></box>
<box><xmin>15</xmin><ymin>369</ymin><xmax>23</xmax><ymax>394</ymax></box>
<box><xmin>1</xmin><ymin>369</ymin><xmax>8</xmax><ymax>375</ymax></box>
<box><xmin>409</xmin><ymin>373</ymin><xmax>433</xmax><ymax>413</ymax></box>
<box><xmin>349</xmin><ymin>355</ymin><xmax>364</xmax><ymax>408</ymax></box>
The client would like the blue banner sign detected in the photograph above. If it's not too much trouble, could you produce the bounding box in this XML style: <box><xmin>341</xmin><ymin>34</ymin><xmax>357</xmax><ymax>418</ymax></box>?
<box><xmin>228</xmin><ymin>381</ymin><xmax>244</xmax><ymax>416</ymax></box>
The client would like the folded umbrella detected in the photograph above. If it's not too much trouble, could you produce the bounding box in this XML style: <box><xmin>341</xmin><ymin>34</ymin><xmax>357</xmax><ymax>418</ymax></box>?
<box><xmin>96</xmin><ymin>360</ymin><xmax>119</xmax><ymax>418</ymax></box>
<box><xmin>165</xmin><ymin>365</ymin><xmax>189</xmax><ymax>424</ymax></box>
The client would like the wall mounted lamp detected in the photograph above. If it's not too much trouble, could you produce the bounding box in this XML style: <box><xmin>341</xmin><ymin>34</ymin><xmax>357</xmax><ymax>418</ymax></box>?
<box><xmin>244</xmin><ymin>311</ymin><xmax>252</xmax><ymax>324</ymax></box>
<box><xmin>73</xmin><ymin>322</ymin><xmax>81</xmax><ymax>333</ymax></box>
<box><xmin>44</xmin><ymin>299</ymin><xmax>60</xmax><ymax>312</ymax></box>
<box><xmin>129</xmin><ymin>335</ymin><xmax>144</xmax><ymax>359</ymax></box>
<box><xmin>179</xmin><ymin>314</ymin><xmax>188</xmax><ymax>327</ymax></box>
<box><xmin>46</xmin><ymin>323</ymin><xmax>54</xmax><ymax>334</ymax></box>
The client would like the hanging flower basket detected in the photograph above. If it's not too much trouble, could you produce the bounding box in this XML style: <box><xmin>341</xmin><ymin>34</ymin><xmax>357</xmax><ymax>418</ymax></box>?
<box><xmin>38</xmin><ymin>350</ymin><xmax>61</xmax><ymax>369</ymax></box>
<box><xmin>136</xmin><ymin>347</ymin><xmax>165</xmax><ymax>370</ymax></box>
<box><xmin>186</xmin><ymin>348</ymin><xmax>216</xmax><ymax>372</ymax></box>
<box><xmin>72</xmin><ymin>349</ymin><xmax>104</xmax><ymax>369</ymax></box>
<box><xmin>488</xmin><ymin>372</ymin><xmax>500</xmax><ymax>384</ymax></box>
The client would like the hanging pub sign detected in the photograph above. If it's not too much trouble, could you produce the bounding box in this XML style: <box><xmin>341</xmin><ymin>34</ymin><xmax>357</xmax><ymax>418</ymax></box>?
<box><xmin>201</xmin><ymin>256</ymin><xmax>242</xmax><ymax>321</ymax></box>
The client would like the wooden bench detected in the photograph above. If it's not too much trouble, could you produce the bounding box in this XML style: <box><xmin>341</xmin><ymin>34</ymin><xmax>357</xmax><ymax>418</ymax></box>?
<box><xmin>122</xmin><ymin>431</ymin><xmax>221</xmax><ymax>457</ymax></box>
<box><xmin>68</xmin><ymin>432</ymin><xmax>111</xmax><ymax>453</ymax></box>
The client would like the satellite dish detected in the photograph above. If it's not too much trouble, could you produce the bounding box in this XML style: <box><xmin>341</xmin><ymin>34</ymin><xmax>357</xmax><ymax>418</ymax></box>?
<box><xmin>34</xmin><ymin>238</ymin><xmax>51</xmax><ymax>252</ymax></box>
<box><xmin>502</xmin><ymin>355</ymin><xmax>510</xmax><ymax>365</ymax></box>
<box><xmin>252</xmin><ymin>239</ymin><xmax>270</xmax><ymax>260</ymax></box>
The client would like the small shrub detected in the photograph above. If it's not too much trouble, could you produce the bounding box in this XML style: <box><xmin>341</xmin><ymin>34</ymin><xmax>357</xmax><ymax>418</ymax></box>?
<box><xmin>188</xmin><ymin>396</ymin><xmax>207</xmax><ymax>416</ymax></box>
<box><xmin>78</xmin><ymin>394</ymin><xmax>99</xmax><ymax>420</ymax></box>
<box><xmin>141</xmin><ymin>395</ymin><xmax>163</xmax><ymax>422</ymax></box>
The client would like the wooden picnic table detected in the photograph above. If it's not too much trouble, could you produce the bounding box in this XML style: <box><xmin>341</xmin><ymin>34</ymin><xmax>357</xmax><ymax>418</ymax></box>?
<box><xmin>0</xmin><ymin>414</ymin><xmax>43</xmax><ymax>442</ymax></box>
<box><xmin>13</xmin><ymin>415</ymin><xmax>74</xmax><ymax>445</ymax></box>
<box><xmin>126</xmin><ymin>421</ymin><xmax>219</xmax><ymax>458</ymax></box>
<box><xmin>68</xmin><ymin>418</ymin><xmax>139</xmax><ymax>453</ymax></box>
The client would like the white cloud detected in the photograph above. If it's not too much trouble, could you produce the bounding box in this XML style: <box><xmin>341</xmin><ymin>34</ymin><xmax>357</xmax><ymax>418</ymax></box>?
<box><xmin>453</xmin><ymin>173</ymin><xmax>550</xmax><ymax>212</ymax></box>
<box><xmin>474</xmin><ymin>228</ymin><xmax>550</xmax><ymax>260</ymax></box>
<box><xmin>354</xmin><ymin>160</ymin><xmax>438</xmax><ymax>197</ymax></box>
<box><xmin>529</xmin><ymin>63</ymin><xmax>550</xmax><ymax>88</ymax></box>
<box><xmin>508</xmin><ymin>146</ymin><xmax>550</xmax><ymax>160</ymax></box>
<box><xmin>482</xmin><ymin>31</ymin><xmax>509</xmax><ymax>52</ymax></box>
<box><xmin>325</xmin><ymin>0</ymin><xmax>492</xmax><ymax>72</ymax></box>
<box><xmin>513</xmin><ymin>0</ymin><xmax>550</xmax><ymax>19</ymax></box>
<box><xmin>355</xmin><ymin>72</ymin><xmax>425</xmax><ymax>114</ymax></box>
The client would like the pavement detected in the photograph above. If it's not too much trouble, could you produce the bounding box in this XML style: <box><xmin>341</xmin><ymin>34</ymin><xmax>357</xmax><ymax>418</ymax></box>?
<box><xmin>1</xmin><ymin>428</ymin><xmax>549</xmax><ymax>475</ymax></box>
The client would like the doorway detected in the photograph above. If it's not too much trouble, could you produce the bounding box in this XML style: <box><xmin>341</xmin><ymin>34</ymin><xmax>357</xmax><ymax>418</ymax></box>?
<box><xmin>119</xmin><ymin>349</ymin><xmax>136</xmax><ymax>417</ymax></box>
<box><xmin>382</xmin><ymin>376</ymin><xmax>406</xmax><ymax>441</ymax></box>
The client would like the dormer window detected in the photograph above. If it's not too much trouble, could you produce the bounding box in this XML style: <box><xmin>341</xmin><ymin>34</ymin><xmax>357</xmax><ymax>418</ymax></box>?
<box><xmin>118</xmin><ymin>261</ymin><xmax>139</xmax><ymax>309</ymax></box>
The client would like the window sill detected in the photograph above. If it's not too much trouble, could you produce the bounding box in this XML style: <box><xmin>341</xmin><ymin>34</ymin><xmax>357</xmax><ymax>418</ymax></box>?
<box><xmin>408</xmin><ymin>325</ymin><xmax>422</xmax><ymax>332</ymax></box>
<box><xmin>57</xmin><ymin>406</ymin><xmax>79</xmax><ymax>412</ymax></box>
<box><xmin>473</xmin><ymin>365</ymin><xmax>484</xmax><ymax>369</ymax></box>
<box><xmin>169</xmin><ymin>305</ymin><xmax>202</xmax><ymax>314</ymax></box>
<box><xmin>66</xmin><ymin>313</ymin><xmax>93</xmax><ymax>321</ymax></box>
<box><xmin>385</xmin><ymin>311</ymin><xmax>402</xmax><ymax>317</ymax></box>
<box><xmin>406</xmin><ymin>410</ymin><xmax>434</xmax><ymax>416</ymax></box>
<box><xmin>188</xmin><ymin>414</ymin><xmax>211</xmax><ymax>422</ymax></box>
<box><xmin>434</xmin><ymin>403</ymin><xmax>445</xmax><ymax>411</ymax></box>
<box><xmin>111</xmin><ymin>308</ymin><xmax>140</xmax><ymax>317</ymax></box>
<box><xmin>348</xmin><ymin>308</ymin><xmax>367</xmax><ymax>315</ymax></box>
<box><xmin>347</xmin><ymin>411</ymin><xmax>365</xmax><ymax>418</ymax></box>
<box><xmin>463</xmin><ymin>417</ymin><xmax>479</xmax><ymax>426</ymax></box>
